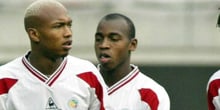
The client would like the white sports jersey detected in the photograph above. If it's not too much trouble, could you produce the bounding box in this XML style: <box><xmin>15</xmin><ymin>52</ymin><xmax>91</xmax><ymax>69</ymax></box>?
<box><xmin>207</xmin><ymin>69</ymin><xmax>220</xmax><ymax>110</ymax></box>
<box><xmin>98</xmin><ymin>64</ymin><xmax>170</xmax><ymax>110</ymax></box>
<box><xmin>0</xmin><ymin>52</ymin><xmax>107</xmax><ymax>110</ymax></box>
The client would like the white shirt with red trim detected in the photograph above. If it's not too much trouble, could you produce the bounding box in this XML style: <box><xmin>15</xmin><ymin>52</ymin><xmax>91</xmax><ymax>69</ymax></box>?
<box><xmin>207</xmin><ymin>70</ymin><xmax>220</xmax><ymax>110</ymax></box>
<box><xmin>98</xmin><ymin>64</ymin><xmax>170</xmax><ymax>110</ymax></box>
<box><xmin>0</xmin><ymin>52</ymin><xmax>108</xmax><ymax>110</ymax></box>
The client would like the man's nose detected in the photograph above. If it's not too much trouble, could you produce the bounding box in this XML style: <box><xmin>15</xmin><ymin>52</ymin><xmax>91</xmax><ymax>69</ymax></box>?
<box><xmin>99</xmin><ymin>38</ymin><xmax>110</xmax><ymax>49</ymax></box>
<box><xmin>64</xmin><ymin>26</ymin><xmax>72</xmax><ymax>38</ymax></box>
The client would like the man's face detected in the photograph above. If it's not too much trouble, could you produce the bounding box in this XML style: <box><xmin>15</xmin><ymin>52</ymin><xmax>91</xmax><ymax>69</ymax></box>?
<box><xmin>36</xmin><ymin>5</ymin><xmax>72</xmax><ymax>58</ymax></box>
<box><xmin>95</xmin><ymin>19</ymin><xmax>135</xmax><ymax>70</ymax></box>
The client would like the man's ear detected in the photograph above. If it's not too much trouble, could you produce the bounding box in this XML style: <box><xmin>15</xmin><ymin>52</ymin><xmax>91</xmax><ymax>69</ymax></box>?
<box><xmin>129</xmin><ymin>38</ymin><xmax>138</xmax><ymax>51</ymax></box>
<box><xmin>27</xmin><ymin>28</ymin><xmax>40</xmax><ymax>43</ymax></box>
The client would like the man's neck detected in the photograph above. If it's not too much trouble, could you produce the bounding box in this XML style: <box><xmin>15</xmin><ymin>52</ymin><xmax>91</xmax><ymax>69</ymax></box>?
<box><xmin>101</xmin><ymin>65</ymin><xmax>132</xmax><ymax>87</ymax></box>
<box><xmin>28</xmin><ymin>53</ymin><xmax>64</xmax><ymax>76</ymax></box>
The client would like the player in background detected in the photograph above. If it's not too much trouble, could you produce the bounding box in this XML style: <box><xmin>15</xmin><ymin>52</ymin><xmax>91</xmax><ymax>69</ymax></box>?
<box><xmin>0</xmin><ymin>0</ymin><xmax>108</xmax><ymax>110</ymax></box>
<box><xmin>94</xmin><ymin>13</ymin><xmax>170</xmax><ymax>110</ymax></box>
<box><xmin>207</xmin><ymin>14</ymin><xmax>220</xmax><ymax>110</ymax></box>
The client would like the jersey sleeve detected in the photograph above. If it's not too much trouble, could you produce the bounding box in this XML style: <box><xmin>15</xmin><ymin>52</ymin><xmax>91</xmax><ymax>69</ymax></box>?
<box><xmin>67</xmin><ymin>56</ymin><xmax>109</xmax><ymax>110</ymax></box>
<box><xmin>139</xmin><ymin>87</ymin><xmax>170</xmax><ymax>110</ymax></box>
<box><xmin>0</xmin><ymin>79</ymin><xmax>6</xmax><ymax>110</ymax></box>
<box><xmin>76</xmin><ymin>60</ymin><xmax>108</xmax><ymax>110</ymax></box>
<box><xmin>77</xmin><ymin>72</ymin><xmax>105</xmax><ymax>110</ymax></box>
<box><xmin>207</xmin><ymin>79</ymin><xmax>220</xmax><ymax>110</ymax></box>
<box><xmin>157</xmin><ymin>89</ymin><xmax>170</xmax><ymax>110</ymax></box>
<box><xmin>0</xmin><ymin>78</ymin><xmax>18</xmax><ymax>110</ymax></box>
<box><xmin>0</xmin><ymin>95</ymin><xmax>7</xmax><ymax>110</ymax></box>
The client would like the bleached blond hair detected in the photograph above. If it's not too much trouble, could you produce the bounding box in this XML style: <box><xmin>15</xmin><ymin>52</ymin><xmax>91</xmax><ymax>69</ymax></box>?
<box><xmin>24</xmin><ymin>0</ymin><xmax>65</xmax><ymax>18</ymax></box>
<box><xmin>24</xmin><ymin>0</ymin><xmax>66</xmax><ymax>31</ymax></box>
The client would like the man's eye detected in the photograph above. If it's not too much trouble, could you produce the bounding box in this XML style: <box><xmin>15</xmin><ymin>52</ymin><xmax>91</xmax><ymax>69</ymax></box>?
<box><xmin>111</xmin><ymin>38</ymin><xmax>119</xmax><ymax>41</ymax></box>
<box><xmin>67</xmin><ymin>23</ymin><xmax>72</xmax><ymax>28</ymax></box>
<box><xmin>53</xmin><ymin>25</ymin><xmax>62</xmax><ymax>28</ymax></box>
<box><xmin>95</xmin><ymin>36</ymin><xmax>103</xmax><ymax>42</ymax></box>
<box><xmin>110</xmin><ymin>36</ymin><xmax>120</xmax><ymax>41</ymax></box>
<box><xmin>95</xmin><ymin>37</ymin><xmax>102</xmax><ymax>42</ymax></box>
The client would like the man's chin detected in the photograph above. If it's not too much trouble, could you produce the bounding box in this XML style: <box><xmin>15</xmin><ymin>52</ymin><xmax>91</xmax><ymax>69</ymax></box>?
<box><xmin>60</xmin><ymin>51</ymin><xmax>69</xmax><ymax>58</ymax></box>
<box><xmin>61</xmin><ymin>53</ymin><xmax>68</xmax><ymax>57</ymax></box>
<box><xmin>100</xmin><ymin>63</ymin><xmax>113</xmax><ymax>70</ymax></box>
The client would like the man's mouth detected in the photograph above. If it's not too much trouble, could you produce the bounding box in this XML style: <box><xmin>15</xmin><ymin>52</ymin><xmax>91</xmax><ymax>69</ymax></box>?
<box><xmin>63</xmin><ymin>40</ymin><xmax>72</xmax><ymax>49</ymax></box>
<box><xmin>99</xmin><ymin>53</ymin><xmax>110</xmax><ymax>58</ymax></box>
<box><xmin>99</xmin><ymin>53</ymin><xmax>111</xmax><ymax>63</ymax></box>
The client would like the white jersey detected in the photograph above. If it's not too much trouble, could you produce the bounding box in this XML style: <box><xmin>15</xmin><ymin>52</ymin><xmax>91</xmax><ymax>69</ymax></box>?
<box><xmin>0</xmin><ymin>52</ymin><xmax>107</xmax><ymax>110</ymax></box>
<box><xmin>207</xmin><ymin>69</ymin><xmax>220</xmax><ymax>110</ymax></box>
<box><xmin>98</xmin><ymin>64</ymin><xmax>170</xmax><ymax>110</ymax></box>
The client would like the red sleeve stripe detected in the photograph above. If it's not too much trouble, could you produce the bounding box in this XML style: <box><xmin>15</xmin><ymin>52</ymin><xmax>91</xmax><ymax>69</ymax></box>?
<box><xmin>207</xmin><ymin>79</ymin><xmax>220</xmax><ymax>110</ymax></box>
<box><xmin>77</xmin><ymin>72</ymin><xmax>105</xmax><ymax>110</ymax></box>
<box><xmin>139</xmin><ymin>88</ymin><xmax>159</xmax><ymax>110</ymax></box>
<box><xmin>0</xmin><ymin>78</ymin><xmax>18</xmax><ymax>95</ymax></box>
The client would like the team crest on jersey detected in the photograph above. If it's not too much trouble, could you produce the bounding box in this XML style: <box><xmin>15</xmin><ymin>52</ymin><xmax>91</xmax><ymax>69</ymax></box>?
<box><xmin>45</xmin><ymin>97</ymin><xmax>61</xmax><ymax>110</ymax></box>
<box><xmin>68</xmin><ymin>98</ymin><xmax>78</xmax><ymax>109</ymax></box>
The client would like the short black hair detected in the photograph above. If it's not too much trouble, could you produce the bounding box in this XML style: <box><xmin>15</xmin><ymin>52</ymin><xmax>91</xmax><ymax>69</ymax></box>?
<box><xmin>101</xmin><ymin>13</ymin><xmax>136</xmax><ymax>39</ymax></box>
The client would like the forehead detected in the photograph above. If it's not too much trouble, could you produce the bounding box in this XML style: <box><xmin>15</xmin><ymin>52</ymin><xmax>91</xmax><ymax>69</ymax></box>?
<box><xmin>39</xmin><ymin>5</ymin><xmax>71</xmax><ymax>23</ymax></box>
<box><xmin>97</xmin><ymin>18</ymin><xmax>129</xmax><ymax>34</ymax></box>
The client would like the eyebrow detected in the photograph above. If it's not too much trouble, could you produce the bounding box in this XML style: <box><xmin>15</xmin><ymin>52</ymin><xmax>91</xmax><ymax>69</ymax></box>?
<box><xmin>53</xmin><ymin>18</ymin><xmax>72</xmax><ymax>23</ymax></box>
<box><xmin>109</xmin><ymin>32</ymin><xmax>119</xmax><ymax>36</ymax></box>
<box><xmin>95</xmin><ymin>32</ymin><xmax>102</xmax><ymax>36</ymax></box>
<box><xmin>95</xmin><ymin>32</ymin><xmax>121</xmax><ymax>36</ymax></box>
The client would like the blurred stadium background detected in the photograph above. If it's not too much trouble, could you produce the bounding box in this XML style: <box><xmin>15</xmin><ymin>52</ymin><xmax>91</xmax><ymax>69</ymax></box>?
<box><xmin>1</xmin><ymin>0</ymin><xmax>220</xmax><ymax>109</ymax></box>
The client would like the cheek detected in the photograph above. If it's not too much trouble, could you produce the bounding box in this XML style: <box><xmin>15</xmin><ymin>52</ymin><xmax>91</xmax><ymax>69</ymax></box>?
<box><xmin>113</xmin><ymin>50</ymin><xmax>129</xmax><ymax>65</ymax></box>
<box><xmin>114</xmin><ymin>46</ymin><xmax>130</xmax><ymax>58</ymax></box>
<box><xmin>40</xmin><ymin>36</ymin><xmax>60</xmax><ymax>49</ymax></box>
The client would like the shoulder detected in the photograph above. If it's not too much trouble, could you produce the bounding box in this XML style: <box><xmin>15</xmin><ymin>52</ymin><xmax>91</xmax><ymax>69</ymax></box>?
<box><xmin>0</xmin><ymin>57</ymin><xmax>23</xmax><ymax>78</ymax></box>
<box><xmin>138</xmin><ymin>72</ymin><xmax>167</xmax><ymax>93</ymax></box>
<box><xmin>131</xmin><ymin>64</ymin><xmax>163</xmax><ymax>88</ymax></box>
<box><xmin>66</xmin><ymin>56</ymin><xmax>106</xmax><ymax>91</ymax></box>
<box><xmin>208</xmin><ymin>70</ymin><xmax>220</xmax><ymax>84</ymax></box>
<box><xmin>130</xmin><ymin>64</ymin><xmax>168</xmax><ymax>96</ymax></box>
<box><xmin>66</xmin><ymin>55</ymin><xmax>101</xmax><ymax>77</ymax></box>
<box><xmin>67</xmin><ymin>55</ymin><xmax>94</xmax><ymax>66</ymax></box>
<box><xmin>207</xmin><ymin>70</ymin><xmax>220</xmax><ymax>110</ymax></box>
<box><xmin>207</xmin><ymin>69</ymin><xmax>220</xmax><ymax>91</ymax></box>
<box><xmin>1</xmin><ymin>56</ymin><xmax>22</xmax><ymax>66</ymax></box>
<box><xmin>135</xmin><ymin>71</ymin><xmax>170</xmax><ymax>109</ymax></box>
<box><xmin>207</xmin><ymin>70</ymin><xmax>220</xmax><ymax>93</ymax></box>
<box><xmin>132</xmin><ymin>64</ymin><xmax>169</xmax><ymax>94</ymax></box>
